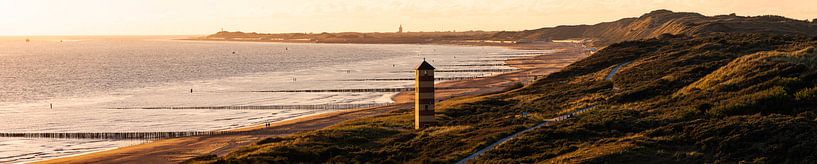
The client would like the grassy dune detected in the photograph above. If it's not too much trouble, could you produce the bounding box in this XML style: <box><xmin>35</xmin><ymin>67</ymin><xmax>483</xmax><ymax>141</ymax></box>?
<box><xmin>202</xmin><ymin>10</ymin><xmax>817</xmax><ymax>47</ymax></box>
<box><xmin>203</xmin><ymin>83</ymin><xmax>535</xmax><ymax>163</ymax></box>
<box><xmin>186</xmin><ymin>31</ymin><xmax>817</xmax><ymax>163</ymax></box>
<box><xmin>477</xmin><ymin>33</ymin><xmax>817</xmax><ymax>163</ymax></box>
<box><xmin>493</xmin><ymin>10</ymin><xmax>817</xmax><ymax>46</ymax></box>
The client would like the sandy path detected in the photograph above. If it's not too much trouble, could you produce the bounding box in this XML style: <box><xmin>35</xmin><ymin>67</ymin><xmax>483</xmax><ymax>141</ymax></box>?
<box><xmin>37</xmin><ymin>43</ymin><xmax>585</xmax><ymax>164</ymax></box>
<box><xmin>457</xmin><ymin>60</ymin><xmax>627</xmax><ymax>163</ymax></box>
<box><xmin>605</xmin><ymin>62</ymin><xmax>631</xmax><ymax>81</ymax></box>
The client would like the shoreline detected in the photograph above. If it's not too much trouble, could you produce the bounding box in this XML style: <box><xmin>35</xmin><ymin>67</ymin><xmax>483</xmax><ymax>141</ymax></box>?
<box><xmin>36</xmin><ymin>42</ymin><xmax>585</xmax><ymax>164</ymax></box>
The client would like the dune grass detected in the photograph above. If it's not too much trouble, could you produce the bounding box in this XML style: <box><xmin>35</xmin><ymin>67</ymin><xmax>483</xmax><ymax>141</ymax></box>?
<box><xmin>475</xmin><ymin>33</ymin><xmax>817</xmax><ymax>163</ymax></box>
<box><xmin>189</xmin><ymin>33</ymin><xmax>817</xmax><ymax>163</ymax></box>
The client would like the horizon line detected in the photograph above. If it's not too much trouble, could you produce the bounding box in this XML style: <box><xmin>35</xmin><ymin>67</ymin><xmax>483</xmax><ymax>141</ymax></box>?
<box><xmin>0</xmin><ymin>29</ymin><xmax>505</xmax><ymax>37</ymax></box>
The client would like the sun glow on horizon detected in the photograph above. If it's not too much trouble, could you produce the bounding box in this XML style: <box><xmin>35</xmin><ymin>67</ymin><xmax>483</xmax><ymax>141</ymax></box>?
<box><xmin>1</xmin><ymin>0</ymin><xmax>816</xmax><ymax>36</ymax></box>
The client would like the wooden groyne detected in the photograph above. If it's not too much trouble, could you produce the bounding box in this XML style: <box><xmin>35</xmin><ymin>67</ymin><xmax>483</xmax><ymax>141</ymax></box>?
<box><xmin>506</xmin><ymin>52</ymin><xmax>548</xmax><ymax>55</ymax></box>
<box><xmin>441</xmin><ymin>63</ymin><xmax>511</xmax><ymax>67</ymax></box>
<box><xmin>459</xmin><ymin>59</ymin><xmax>516</xmax><ymax>62</ymax></box>
<box><xmin>458</xmin><ymin>58</ymin><xmax>544</xmax><ymax>62</ymax></box>
<box><xmin>434</xmin><ymin>68</ymin><xmax>518</xmax><ymax>73</ymax></box>
<box><xmin>251</xmin><ymin>86</ymin><xmax>479</xmax><ymax>93</ymax></box>
<box><xmin>0</xmin><ymin>129</ymin><xmax>314</xmax><ymax>140</ymax></box>
<box><xmin>116</xmin><ymin>103</ymin><xmax>393</xmax><ymax>110</ymax></box>
<box><xmin>439</xmin><ymin>63</ymin><xmax>552</xmax><ymax>67</ymax></box>
<box><xmin>342</xmin><ymin>75</ymin><xmax>551</xmax><ymax>82</ymax></box>
<box><xmin>341</xmin><ymin>76</ymin><xmax>487</xmax><ymax>81</ymax></box>
<box><xmin>391</xmin><ymin>68</ymin><xmax>518</xmax><ymax>73</ymax></box>
<box><xmin>482</xmin><ymin>55</ymin><xmax>538</xmax><ymax>59</ymax></box>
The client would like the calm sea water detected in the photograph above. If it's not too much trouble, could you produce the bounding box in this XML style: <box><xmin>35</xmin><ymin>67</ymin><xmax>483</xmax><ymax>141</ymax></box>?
<box><xmin>0</xmin><ymin>36</ymin><xmax>546</xmax><ymax>163</ymax></box>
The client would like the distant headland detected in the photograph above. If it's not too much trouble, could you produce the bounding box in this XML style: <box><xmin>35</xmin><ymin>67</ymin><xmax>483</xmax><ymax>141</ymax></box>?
<box><xmin>190</xmin><ymin>9</ymin><xmax>817</xmax><ymax>47</ymax></box>
<box><xmin>186</xmin><ymin>30</ymin><xmax>529</xmax><ymax>45</ymax></box>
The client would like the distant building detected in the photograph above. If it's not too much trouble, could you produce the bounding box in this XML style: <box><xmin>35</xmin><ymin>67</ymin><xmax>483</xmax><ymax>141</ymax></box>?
<box><xmin>398</xmin><ymin>24</ymin><xmax>404</xmax><ymax>33</ymax></box>
<box><xmin>415</xmin><ymin>60</ymin><xmax>435</xmax><ymax>129</ymax></box>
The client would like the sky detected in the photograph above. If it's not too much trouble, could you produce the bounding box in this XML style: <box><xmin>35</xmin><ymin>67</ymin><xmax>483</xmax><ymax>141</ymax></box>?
<box><xmin>1</xmin><ymin>0</ymin><xmax>816</xmax><ymax>36</ymax></box>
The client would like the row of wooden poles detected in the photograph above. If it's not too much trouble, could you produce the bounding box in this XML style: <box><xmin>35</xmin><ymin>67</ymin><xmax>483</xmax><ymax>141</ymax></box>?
<box><xmin>0</xmin><ymin>129</ymin><xmax>315</xmax><ymax>140</ymax></box>
<box><xmin>504</xmin><ymin>52</ymin><xmax>548</xmax><ymax>55</ymax></box>
<box><xmin>440</xmin><ymin>63</ymin><xmax>545</xmax><ymax>67</ymax></box>
<box><xmin>391</xmin><ymin>68</ymin><xmax>518</xmax><ymax>73</ymax></box>
<box><xmin>124</xmin><ymin>103</ymin><xmax>394</xmax><ymax>110</ymax></box>
<box><xmin>341</xmin><ymin>76</ymin><xmax>487</xmax><ymax>81</ymax></box>
<box><xmin>252</xmin><ymin>86</ymin><xmax>478</xmax><ymax>93</ymax></box>
<box><xmin>459</xmin><ymin>59</ymin><xmax>510</xmax><ymax>62</ymax></box>
<box><xmin>344</xmin><ymin>74</ymin><xmax>554</xmax><ymax>82</ymax></box>
<box><xmin>433</xmin><ymin>69</ymin><xmax>518</xmax><ymax>73</ymax></box>
<box><xmin>0</xmin><ymin>52</ymin><xmax>554</xmax><ymax>140</ymax></box>
<box><xmin>483</xmin><ymin>56</ymin><xmax>538</xmax><ymax>59</ymax></box>
<box><xmin>441</xmin><ymin>63</ymin><xmax>512</xmax><ymax>66</ymax></box>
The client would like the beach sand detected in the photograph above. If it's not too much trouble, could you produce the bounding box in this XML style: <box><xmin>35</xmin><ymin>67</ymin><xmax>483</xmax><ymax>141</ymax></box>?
<box><xmin>36</xmin><ymin>42</ymin><xmax>586</xmax><ymax>164</ymax></box>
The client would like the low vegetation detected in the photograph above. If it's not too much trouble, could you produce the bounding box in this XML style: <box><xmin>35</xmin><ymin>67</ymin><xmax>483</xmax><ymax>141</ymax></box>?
<box><xmin>494</xmin><ymin>9</ymin><xmax>817</xmax><ymax>47</ymax></box>
<box><xmin>187</xmin><ymin>32</ymin><xmax>817</xmax><ymax>163</ymax></box>
<box><xmin>204</xmin><ymin>10</ymin><xmax>817</xmax><ymax>46</ymax></box>
<box><xmin>477</xmin><ymin>33</ymin><xmax>817</xmax><ymax>163</ymax></box>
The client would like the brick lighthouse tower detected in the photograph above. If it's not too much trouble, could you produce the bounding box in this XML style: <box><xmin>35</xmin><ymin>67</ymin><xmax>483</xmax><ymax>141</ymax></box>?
<box><xmin>415</xmin><ymin>59</ymin><xmax>436</xmax><ymax>129</ymax></box>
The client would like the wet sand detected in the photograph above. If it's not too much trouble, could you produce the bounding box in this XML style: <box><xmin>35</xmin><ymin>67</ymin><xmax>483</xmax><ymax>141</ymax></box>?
<box><xmin>37</xmin><ymin>42</ymin><xmax>586</xmax><ymax>164</ymax></box>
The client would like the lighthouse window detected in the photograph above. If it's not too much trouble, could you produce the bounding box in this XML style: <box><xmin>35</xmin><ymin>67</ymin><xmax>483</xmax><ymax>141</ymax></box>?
<box><xmin>423</xmin><ymin>70</ymin><xmax>427</xmax><ymax>75</ymax></box>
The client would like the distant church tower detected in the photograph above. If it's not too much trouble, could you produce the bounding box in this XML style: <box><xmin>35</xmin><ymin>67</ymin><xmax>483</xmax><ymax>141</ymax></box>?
<box><xmin>398</xmin><ymin>24</ymin><xmax>404</xmax><ymax>33</ymax></box>
<box><xmin>415</xmin><ymin>59</ymin><xmax>435</xmax><ymax>129</ymax></box>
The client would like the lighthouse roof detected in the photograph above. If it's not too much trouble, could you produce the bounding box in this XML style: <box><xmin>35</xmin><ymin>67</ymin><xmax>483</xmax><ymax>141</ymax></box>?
<box><xmin>415</xmin><ymin>60</ymin><xmax>435</xmax><ymax>70</ymax></box>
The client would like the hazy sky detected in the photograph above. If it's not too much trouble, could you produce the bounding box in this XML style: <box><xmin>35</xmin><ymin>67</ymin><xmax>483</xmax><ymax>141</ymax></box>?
<box><xmin>1</xmin><ymin>0</ymin><xmax>816</xmax><ymax>36</ymax></box>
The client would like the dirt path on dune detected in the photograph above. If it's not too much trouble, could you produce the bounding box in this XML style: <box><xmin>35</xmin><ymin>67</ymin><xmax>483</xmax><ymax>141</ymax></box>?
<box><xmin>38</xmin><ymin>43</ymin><xmax>585</xmax><ymax>164</ymax></box>
<box><xmin>456</xmin><ymin>61</ymin><xmax>630</xmax><ymax>163</ymax></box>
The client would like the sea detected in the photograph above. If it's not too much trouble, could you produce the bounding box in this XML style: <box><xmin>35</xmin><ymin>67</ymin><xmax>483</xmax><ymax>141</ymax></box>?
<box><xmin>0</xmin><ymin>36</ymin><xmax>549</xmax><ymax>163</ymax></box>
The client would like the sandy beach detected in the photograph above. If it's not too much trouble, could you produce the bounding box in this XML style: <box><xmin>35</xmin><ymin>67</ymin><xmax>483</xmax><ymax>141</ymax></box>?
<box><xmin>36</xmin><ymin>42</ymin><xmax>586</xmax><ymax>164</ymax></box>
